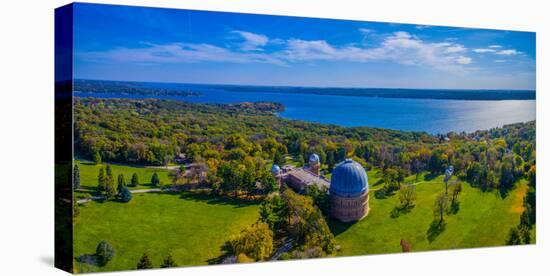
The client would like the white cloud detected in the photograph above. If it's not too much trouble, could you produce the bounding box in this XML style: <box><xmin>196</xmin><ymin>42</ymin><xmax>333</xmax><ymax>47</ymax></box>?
<box><xmin>80</xmin><ymin>30</ymin><xmax>474</xmax><ymax>73</ymax></box>
<box><xmin>79</xmin><ymin>42</ymin><xmax>286</xmax><ymax>65</ymax></box>
<box><xmin>280</xmin><ymin>31</ymin><xmax>472</xmax><ymax>72</ymax></box>
<box><xmin>231</xmin><ymin>30</ymin><xmax>269</xmax><ymax>51</ymax></box>
<box><xmin>496</xmin><ymin>49</ymin><xmax>519</xmax><ymax>55</ymax></box>
<box><xmin>472</xmin><ymin>47</ymin><xmax>520</xmax><ymax>56</ymax></box>
<box><xmin>456</xmin><ymin>56</ymin><xmax>472</xmax><ymax>64</ymax></box>
<box><xmin>445</xmin><ymin>44</ymin><xmax>467</xmax><ymax>53</ymax></box>
<box><xmin>415</xmin><ymin>25</ymin><xmax>431</xmax><ymax>30</ymax></box>
<box><xmin>359</xmin><ymin>28</ymin><xmax>374</xmax><ymax>34</ymax></box>
<box><xmin>473</xmin><ymin>48</ymin><xmax>496</xmax><ymax>53</ymax></box>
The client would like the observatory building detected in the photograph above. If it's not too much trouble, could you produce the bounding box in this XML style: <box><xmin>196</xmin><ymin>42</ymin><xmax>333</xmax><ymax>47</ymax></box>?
<box><xmin>308</xmin><ymin>153</ymin><xmax>321</xmax><ymax>176</ymax></box>
<box><xmin>330</xmin><ymin>159</ymin><xmax>370</xmax><ymax>222</ymax></box>
<box><xmin>272</xmin><ymin>153</ymin><xmax>329</xmax><ymax>193</ymax></box>
<box><xmin>272</xmin><ymin>154</ymin><xmax>370</xmax><ymax>222</ymax></box>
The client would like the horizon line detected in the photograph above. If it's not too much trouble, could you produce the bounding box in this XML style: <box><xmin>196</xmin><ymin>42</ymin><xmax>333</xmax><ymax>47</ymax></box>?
<box><xmin>73</xmin><ymin>78</ymin><xmax>536</xmax><ymax>92</ymax></box>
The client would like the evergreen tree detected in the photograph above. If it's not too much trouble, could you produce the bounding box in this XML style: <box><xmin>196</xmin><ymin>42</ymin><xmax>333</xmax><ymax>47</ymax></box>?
<box><xmin>96</xmin><ymin>241</ymin><xmax>115</xmax><ymax>266</ymax></box>
<box><xmin>326</xmin><ymin>150</ymin><xmax>335</xmax><ymax>170</ymax></box>
<box><xmin>119</xmin><ymin>185</ymin><xmax>132</xmax><ymax>203</ymax></box>
<box><xmin>273</xmin><ymin>151</ymin><xmax>285</xmax><ymax>166</ymax></box>
<box><xmin>93</xmin><ymin>151</ymin><xmax>102</xmax><ymax>164</ymax></box>
<box><xmin>259</xmin><ymin>195</ymin><xmax>287</xmax><ymax>232</ymax></box>
<box><xmin>106</xmin><ymin>164</ymin><xmax>113</xmax><ymax>180</ymax></box>
<box><xmin>519</xmin><ymin>225</ymin><xmax>531</xmax><ymax>244</ymax></box>
<box><xmin>137</xmin><ymin>253</ymin><xmax>153</xmax><ymax>269</ymax></box>
<box><xmin>131</xmin><ymin>173</ymin><xmax>139</xmax><ymax>187</ymax></box>
<box><xmin>105</xmin><ymin>165</ymin><xmax>117</xmax><ymax>199</ymax></box>
<box><xmin>117</xmin><ymin>174</ymin><xmax>125</xmax><ymax>192</ymax></box>
<box><xmin>151</xmin><ymin>172</ymin><xmax>160</xmax><ymax>187</ymax></box>
<box><xmin>97</xmin><ymin>167</ymin><xmax>106</xmax><ymax>193</ymax></box>
<box><xmin>506</xmin><ymin>227</ymin><xmax>522</xmax><ymax>245</ymax></box>
<box><xmin>260</xmin><ymin>170</ymin><xmax>278</xmax><ymax>194</ymax></box>
<box><xmin>160</xmin><ymin>254</ymin><xmax>177</xmax><ymax>268</ymax></box>
<box><xmin>73</xmin><ymin>164</ymin><xmax>80</xmax><ymax>190</ymax></box>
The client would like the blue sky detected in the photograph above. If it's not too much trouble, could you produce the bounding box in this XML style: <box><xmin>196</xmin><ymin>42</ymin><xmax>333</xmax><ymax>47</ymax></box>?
<box><xmin>73</xmin><ymin>3</ymin><xmax>536</xmax><ymax>90</ymax></box>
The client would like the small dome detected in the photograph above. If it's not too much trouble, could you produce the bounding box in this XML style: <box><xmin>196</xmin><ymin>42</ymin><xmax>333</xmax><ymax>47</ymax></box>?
<box><xmin>330</xmin><ymin>159</ymin><xmax>368</xmax><ymax>197</ymax></box>
<box><xmin>271</xmin><ymin>164</ymin><xmax>281</xmax><ymax>174</ymax></box>
<box><xmin>309</xmin><ymin>153</ymin><xmax>320</xmax><ymax>163</ymax></box>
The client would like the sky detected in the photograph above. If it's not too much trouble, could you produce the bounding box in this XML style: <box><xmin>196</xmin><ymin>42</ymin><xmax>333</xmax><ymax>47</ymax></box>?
<box><xmin>73</xmin><ymin>3</ymin><xmax>536</xmax><ymax>90</ymax></box>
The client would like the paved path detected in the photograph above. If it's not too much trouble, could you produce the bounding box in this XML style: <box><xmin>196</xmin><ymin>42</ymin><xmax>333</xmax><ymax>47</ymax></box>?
<box><xmin>76</xmin><ymin>179</ymin><xmax>433</xmax><ymax>203</ymax></box>
<box><xmin>145</xmin><ymin>165</ymin><xmax>180</xmax><ymax>170</ymax></box>
<box><xmin>76</xmin><ymin>188</ymin><xmax>165</xmax><ymax>204</ymax></box>
<box><xmin>270</xmin><ymin>238</ymin><xmax>294</xmax><ymax>261</ymax></box>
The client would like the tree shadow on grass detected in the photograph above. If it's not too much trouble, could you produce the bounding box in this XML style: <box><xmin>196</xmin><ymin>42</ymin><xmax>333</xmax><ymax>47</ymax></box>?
<box><xmin>423</xmin><ymin>173</ymin><xmax>440</xmax><ymax>181</ymax></box>
<box><xmin>206</xmin><ymin>242</ymin><xmax>234</xmax><ymax>265</ymax></box>
<box><xmin>374</xmin><ymin>189</ymin><xmax>396</xmax><ymax>200</ymax></box>
<box><xmin>327</xmin><ymin>218</ymin><xmax>355</xmax><ymax>236</ymax></box>
<box><xmin>449</xmin><ymin>201</ymin><xmax>460</xmax><ymax>214</ymax></box>
<box><xmin>390</xmin><ymin>204</ymin><xmax>414</xmax><ymax>219</ymax></box>
<box><xmin>372</xmin><ymin>179</ymin><xmax>385</xmax><ymax>188</ymax></box>
<box><xmin>427</xmin><ymin>220</ymin><xmax>446</xmax><ymax>243</ymax></box>
<box><xmin>179</xmin><ymin>191</ymin><xmax>260</xmax><ymax>208</ymax></box>
<box><xmin>75</xmin><ymin>254</ymin><xmax>101</xmax><ymax>267</ymax></box>
<box><xmin>374</xmin><ymin>189</ymin><xmax>388</xmax><ymax>199</ymax></box>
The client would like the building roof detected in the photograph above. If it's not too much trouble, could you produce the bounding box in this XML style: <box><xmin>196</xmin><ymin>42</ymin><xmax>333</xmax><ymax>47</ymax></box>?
<box><xmin>330</xmin><ymin>159</ymin><xmax>369</xmax><ymax>197</ymax></box>
<box><xmin>309</xmin><ymin>153</ymin><xmax>320</xmax><ymax>163</ymax></box>
<box><xmin>271</xmin><ymin>164</ymin><xmax>281</xmax><ymax>174</ymax></box>
<box><xmin>287</xmin><ymin>168</ymin><xmax>329</xmax><ymax>189</ymax></box>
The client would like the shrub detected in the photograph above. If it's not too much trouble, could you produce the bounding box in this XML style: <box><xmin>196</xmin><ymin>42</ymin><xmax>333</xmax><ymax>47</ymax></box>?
<box><xmin>160</xmin><ymin>254</ymin><xmax>177</xmax><ymax>268</ymax></box>
<box><xmin>130</xmin><ymin>173</ymin><xmax>139</xmax><ymax>187</ymax></box>
<box><xmin>95</xmin><ymin>241</ymin><xmax>115</xmax><ymax>266</ymax></box>
<box><xmin>137</xmin><ymin>253</ymin><xmax>153</xmax><ymax>269</ymax></box>
<box><xmin>119</xmin><ymin>186</ymin><xmax>132</xmax><ymax>203</ymax></box>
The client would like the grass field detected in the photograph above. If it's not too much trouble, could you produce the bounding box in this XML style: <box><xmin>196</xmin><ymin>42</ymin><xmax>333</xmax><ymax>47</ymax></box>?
<box><xmin>73</xmin><ymin>161</ymin><xmax>532</xmax><ymax>271</ymax></box>
<box><xmin>76</xmin><ymin>160</ymin><xmax>173</xmax><ymax>191</ymax></box>
<box><xmin>330</xmin><ymin>175</ymin><xmax>531</xmax><ymax>256</ymax></box>
<box><xmin>74</xmin><ymin>192</ymin><xmax>260</xmax><ymax>272</ymax></box>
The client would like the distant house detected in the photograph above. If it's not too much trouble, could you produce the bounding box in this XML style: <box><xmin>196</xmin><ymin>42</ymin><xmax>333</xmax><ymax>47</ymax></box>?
<box><xmin>174</xmin><ymin>153</ymin><xmax>188</xmax><ymax>164</ymax></box>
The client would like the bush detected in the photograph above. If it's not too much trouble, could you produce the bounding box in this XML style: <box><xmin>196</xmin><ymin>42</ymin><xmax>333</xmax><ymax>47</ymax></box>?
<box><xmin>137</xmin><ymin>253</ymin><xmax>153</xmax><ymax>269</ymax></box>
<box><xmin>95</xmin><ymin>241</ymin><xmax>115</xmax><ymax>266</ymax></box>
<box><xmin>151</xmin><ymin>172</ymin><xmax>160</xmax><ymax>187</ymax></box>
<box><xmin>119</xmin><ymin>186</ymin><xmax>132</xmax><ymax>203</ymax></box>
<box><xmin>130</xmin><ymin>173</ymin><xmax>139</xmax><ymax>187</ymax></box>
<box><xmin>160</xmin><ymin>254</ymin><xmax>177</xmax><ymax>268</ymax></box>
<box><xmin>398</xmin><ymin>184</ymin><xmax>416</xmax><ymax>208</ymax></box>
<box><xmin>236</xmin><ymin>253</ymin><xmax>254</xmax><ymax>263</ymax></box>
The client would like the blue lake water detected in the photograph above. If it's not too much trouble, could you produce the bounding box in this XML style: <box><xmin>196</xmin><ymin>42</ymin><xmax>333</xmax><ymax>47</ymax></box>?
<box><xmin>75</xmin><ymin>85</ymin><xmax>535</xmax><ymax>134</ymax></box>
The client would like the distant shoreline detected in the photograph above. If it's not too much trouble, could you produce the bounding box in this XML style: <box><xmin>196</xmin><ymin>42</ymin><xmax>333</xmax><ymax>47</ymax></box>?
<box><xmin>73</xmin><ymin>79</ymin><xmax>535</xmax><ymax>101</ymax></box>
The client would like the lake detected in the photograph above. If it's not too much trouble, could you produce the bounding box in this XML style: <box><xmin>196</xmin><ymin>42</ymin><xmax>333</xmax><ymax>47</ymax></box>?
<box><xmin>74</xmin><ymin>84</ymin><xmax>535</xmax><ymax>134</ymax></box>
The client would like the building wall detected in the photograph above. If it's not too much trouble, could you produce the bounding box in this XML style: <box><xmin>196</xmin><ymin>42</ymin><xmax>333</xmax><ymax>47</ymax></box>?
<box><xmin>330</xmin><ymin>191</ymin><xmax>369</xmax><ymax>222</ymax></box>
<box><xmin>286</xmin><ymin>174</ymin><xmax>307</xmax><ymax>193</ymax></box>
<box><xmin>308</xmin><ymin>162</ymin><xmax>320</xmax><ymax>176</ymax></box>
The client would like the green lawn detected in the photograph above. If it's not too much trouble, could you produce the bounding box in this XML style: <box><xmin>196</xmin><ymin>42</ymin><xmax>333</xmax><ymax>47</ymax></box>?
<box><xmin>330</xmin><ymin>175</ymin><xmax>531</xmax><ymax>255</ymax></box>
<box><xmin>76</xmin><ymin>160</ymin><xmax>173</xmax><ymax>191</ymax></box>
<box><xmin>73</xmin><ymin>164</ymin><xmax>532</xmax><ymax>272</ymax></box>
<box><xmin>74</xmin><ymin>192</ymin><xmax>259</xmax><ymax>273</ymax></box>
